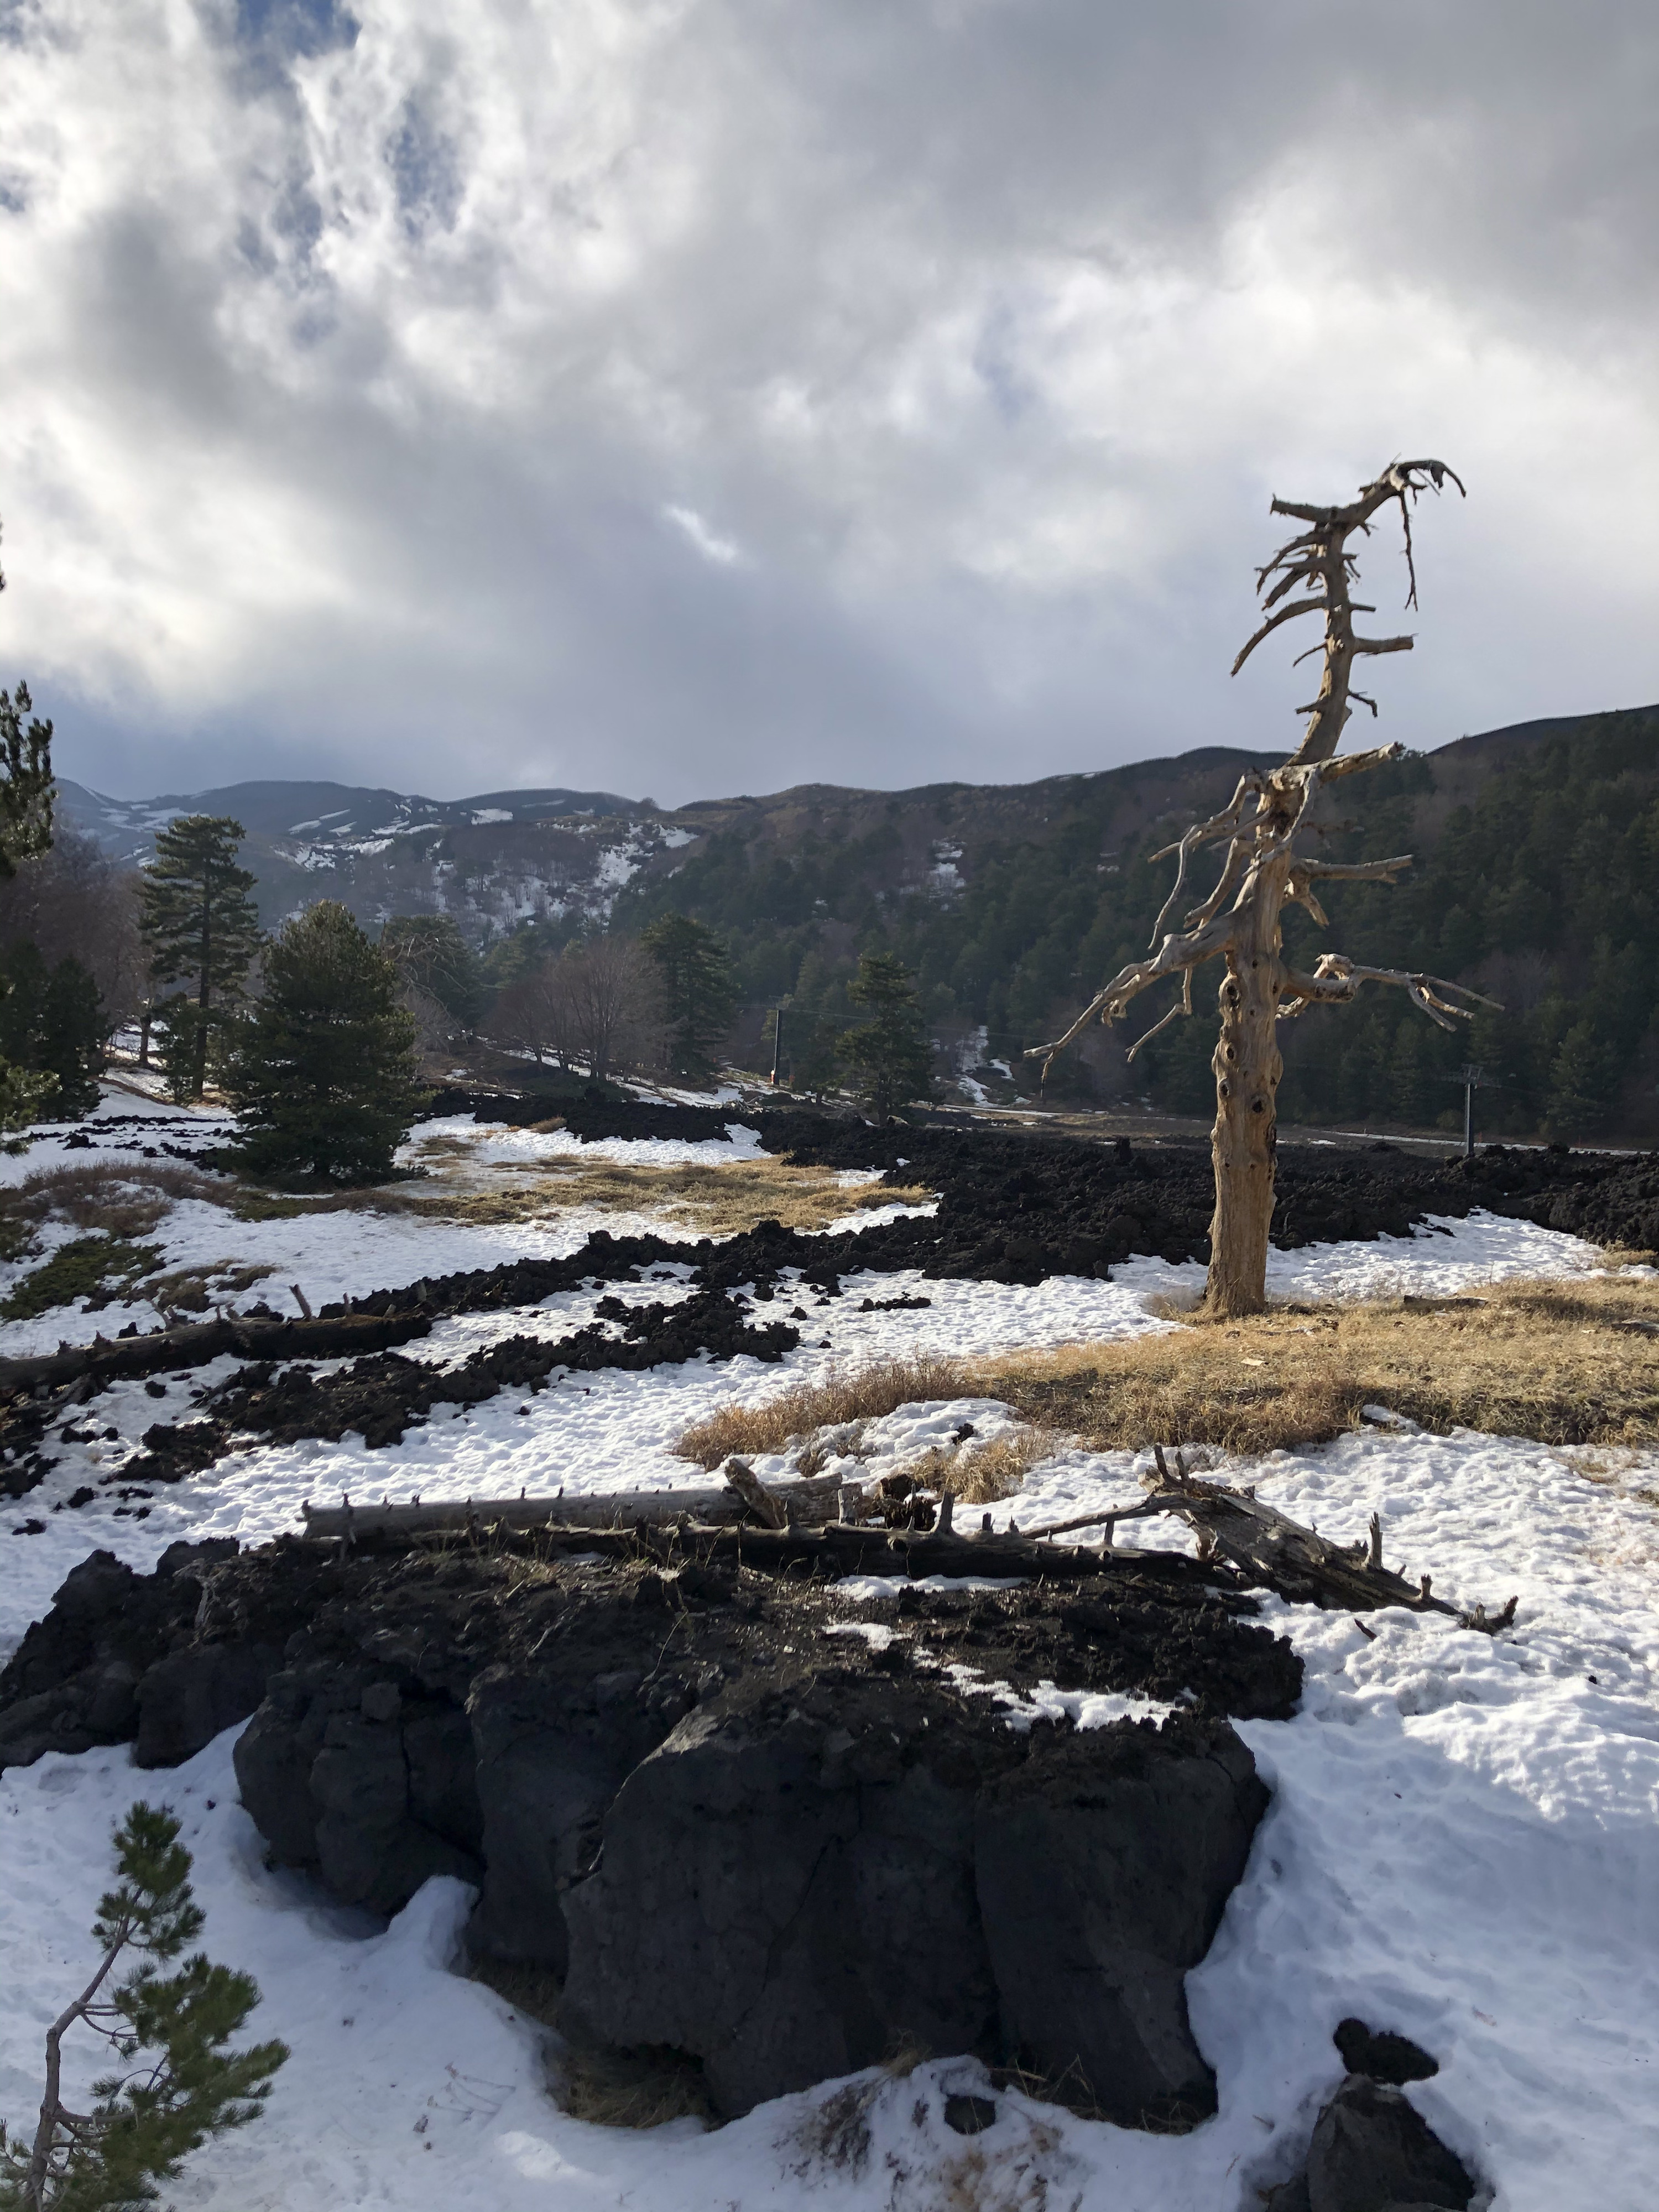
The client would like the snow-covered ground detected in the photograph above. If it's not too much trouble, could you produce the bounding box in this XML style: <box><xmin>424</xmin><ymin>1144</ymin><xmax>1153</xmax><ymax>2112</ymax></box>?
<box><xmin>0</xmin><ymin>1096</ymin><xmax>925</xmax><ymax>1354</ymax></box>
<box><xmin>1</xmin><ymin>1098</ymin><xmax>1655</xmax><ymax>2209</ymax></box>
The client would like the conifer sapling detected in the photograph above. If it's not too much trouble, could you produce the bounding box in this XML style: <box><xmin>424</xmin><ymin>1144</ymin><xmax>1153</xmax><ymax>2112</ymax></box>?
<box><xmin>0</xmin><ymin>1802</ymin><xmax>287</xmax><ymax>2211</ymax></box>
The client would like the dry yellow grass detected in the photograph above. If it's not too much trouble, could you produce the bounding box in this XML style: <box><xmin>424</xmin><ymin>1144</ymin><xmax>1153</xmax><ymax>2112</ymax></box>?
<box><xmin>675</xmin><ymin>1276</ymin><xmax>1659</xmax><ymax>1468</ymax></box>
<box><xmin>390</xmin><ymin>1153</ymin><xmax>930</xmax><ymax>1235</ymax></box>
<box><xmin>0</xmin><ymin>1160</ymin><xmax>227</xmax><ymax>1246</ymax></box>
<box><xmin>551</xmin><ymin>2045</ymin><xmax>714</xmax><ymax>2131</ymax></box>
<box><xmin>985</xmin><ymin>1275</ymin><xmax>1659</xmax><ymax>1454</ymax></box>
<box><xmin>465</xmin><ymin>1952</ymin><xmax>712</xmax><ymax>2129</ymax></box>
<box><xmin>676</xmin><ymin>1354</ymin><xmax>971</xmax><ymax>1469</ymax></box>
<box><xmin>140</xmin><ymin>1260</ymin><xmax>274</xmax><ymax>1315</ymax></box>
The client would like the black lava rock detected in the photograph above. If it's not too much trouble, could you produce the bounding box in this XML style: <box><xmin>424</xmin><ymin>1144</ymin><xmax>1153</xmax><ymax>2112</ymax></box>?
<box><xmin>973</xmin><ymin>1719</ymin><xmax>1266</xmax><ymax>2128</ymax></box>
<box><xmin>1333</xmin><ymin>2017</ymin><xmax>1440</xmax><ymax>2086</ymax></box>
<box><xmin>0</xmin><ymin>1535</ymin><xmax>1294</xmax><ymax>2127</ymax></box>
<box><xmin>1304</xmin><ymin>2073</ymin><xmax>1474</xmax><ymax>2211</ymax></box>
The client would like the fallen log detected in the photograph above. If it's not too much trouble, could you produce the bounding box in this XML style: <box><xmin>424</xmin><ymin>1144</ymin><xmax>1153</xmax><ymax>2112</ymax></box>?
<box><xmin>294</xmin><ymin>1454</ymin><xmax>1518</xmax><ymax>1630</ymax></box>
<box><xmin>298</xmin><ymin>1467</ymin><xmax>849</xmax><ymax>1541</ymax></box>
<box><xmin>0</xmin><ymin>1307</ymin><xmax>432</xmax><ymax>1401</ymax></box>
<box><xmin>294</xmin><ymin>1508</ymin><xmax>1227</xmax><ymax>1588</ymax></box>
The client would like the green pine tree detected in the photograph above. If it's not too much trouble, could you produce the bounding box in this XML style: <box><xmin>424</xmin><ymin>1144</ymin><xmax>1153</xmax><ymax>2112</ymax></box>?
<box><xmin>838</xmin><ymin>951</ymin><xmax>935</xmax><ymax>1123</ymax></box>
<box><xmin>0</xmin><ymin>521</ymin><xmax>64</xmax><ymax>1129</ymax></box>
<box><xmin>138</xmin><ymin>817</ymin><xmax>262</xmax><ymax>1102</ymax></box>
<box><xmin>0</xmin><ymin>1802</ymin><xmax>287</xmax><ymax>2211</ymax></box>
<box><xmin>379</xmin><ymin>914</ymin><xmax>487</xmax><ymax>1029</ymax></box>
<box><xmin>226</xmin><ymin>900</ymin><xmax>427</xmax><ymax>1182</ymax></box>
<box><xmin>0</xmin><ymin>943</ymin><xmax>106</xmax><ymax>1119</ymax></box>
<box><xmin>1545</xmin><ymin>1016</ymin><xmax>1618</xmax><ymax>1139</ymax></box>
<box><xmin>0</xmin><ymin>681</ymin><xmax>54</xmax><ymax>889</ymax></box>
<box><xmin>640</xmin><ymin>912</ymin><xmax>738</xmax><ymax>1081</ymax></box>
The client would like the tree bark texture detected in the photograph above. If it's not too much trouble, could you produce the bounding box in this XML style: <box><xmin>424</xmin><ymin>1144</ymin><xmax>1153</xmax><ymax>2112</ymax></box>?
<box><xmin>1204</xmin><ymin>851</ymin><xmax>1291</xmax><ymax>1317</ymax></box>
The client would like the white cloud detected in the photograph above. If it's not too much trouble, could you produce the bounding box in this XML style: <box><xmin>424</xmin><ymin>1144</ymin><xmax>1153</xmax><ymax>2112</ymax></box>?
<box><xmin>664</xmin><ymin>503</ymin><xmax>743</xmax><ymax>566</ymax></box>
<box><xmin>0</xmin><ymin>0</ymin><xmax>1655</xmax><ymax>801</ymax></box>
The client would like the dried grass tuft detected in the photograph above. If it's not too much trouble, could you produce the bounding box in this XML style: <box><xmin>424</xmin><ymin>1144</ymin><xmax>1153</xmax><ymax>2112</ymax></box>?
<box><xmin>890</xmin><ymin>1429</ymin><xmax>1058</xmax><ymax>1505</ymax></box>
<box><xmin>676</xmin><ymin>1355</ymin><xmax>971</xmax><ymax>1470</ymax></box>
<box><xmin>675</xmin><ymin>1275</ymin><xmax>1659</xmax><ymax>1471</ymax></box>
<box><xmin>553</xmin><ymin>2044</ymin><xmax>714</xmax><ymax>2131</ymax></box>
<box><xmin>2</xmin><ymin>1160</ymin><xmax>227</xmax><ymax>1241</ymax></box>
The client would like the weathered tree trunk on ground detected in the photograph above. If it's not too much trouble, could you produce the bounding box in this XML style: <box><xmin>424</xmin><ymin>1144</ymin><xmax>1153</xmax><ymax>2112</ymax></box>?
<box><xmin>1031</xmin><ymin>459</ymin><xmax>1494</xmax><ymax>1318</ymax></box>
<box><xmin>290</xmin><ymin>1457</ymin><xmax>1519</xmax><ymax>1631</ymax></box>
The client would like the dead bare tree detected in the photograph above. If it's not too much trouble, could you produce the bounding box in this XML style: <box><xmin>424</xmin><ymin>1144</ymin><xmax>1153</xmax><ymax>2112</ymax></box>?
<box><xmin>489</xmin><ymin>955</ymin><xmax>580</xmax><ymax>1068</ymax></box>
<box><xmin>1030</xmin><ymin>459</ymin><xmax>1496</xmax><ymax>1317</ymax></box>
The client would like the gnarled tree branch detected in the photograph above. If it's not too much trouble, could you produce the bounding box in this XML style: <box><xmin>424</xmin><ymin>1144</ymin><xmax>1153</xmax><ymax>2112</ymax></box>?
<box><xmin>1280</xmin><ymin>954</ymin><xmax>1500</xmax><ymax>1029</ymax></box>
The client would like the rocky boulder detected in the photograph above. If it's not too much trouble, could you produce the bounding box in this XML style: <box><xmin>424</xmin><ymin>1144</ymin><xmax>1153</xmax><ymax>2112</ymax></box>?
<box><xmin>7</xmin><ymin>1535</ymin><xmax>1297</xmax><ymax>2128</ymax></box>
<box><xmin>1267</xmin><ymin>2020</ymin><xmax>1475</xmax><ymax>2212</ymax></box>
<box><xmin>557</xmin><ymin>1674</ymin><xmax>1265</xmax><ymax>2123</ymax></box>
<box><xmin>0</xmin><ymin>1541</ymin><xmax>260</xmax><ymax>1772</ymax></box>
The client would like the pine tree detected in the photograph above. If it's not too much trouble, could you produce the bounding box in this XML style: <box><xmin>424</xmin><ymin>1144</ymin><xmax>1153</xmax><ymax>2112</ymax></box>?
<box><xmin>640</xmin><ymin>913</ymin><xmax>737</xmax><ymax>1080</ymax></box>
<box><xmin>138</xmin><ymin>817</ymin><xmax>262</xmax><ymax>1102</ymax></box>
<box><xmin>226</xmin><ymin>900</ymin><xmax>427</xmax><ymax>1182</ymax></box>
<box><xmin>1545</xmin><ymin>1016</ymin><xmax>1618</xmax><ymax>1138</ymax></box>
<box><xmin>838</xmin><ymin>951</ymin><xmax>935</xmax><ymax>1123</ymax></box>
<box><xmin>0</xmin><ymin>943</ymin><xmax>105</xmax><ymax>1119</ymax></box>
<box><xmin>0</xmin><ymin>522</ymin><xmax>63</xmax><ymax>1129</ymax></box>
<box><xmin>0</xmin><ymin>1802</ymin><xmax>287</xmax><ymax>2211</ymax></box>
<box><xmin>0</xmin><ymin>681</ymin><xmax>54</xmax><ymax>888</ymax></box>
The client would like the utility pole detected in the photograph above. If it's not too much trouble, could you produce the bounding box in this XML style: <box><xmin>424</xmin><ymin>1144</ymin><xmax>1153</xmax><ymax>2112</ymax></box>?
<box><xmin>769</xmin><ymin>1001</ymin><xmax>788</xmax><ymax>1086</ymax></box>
<box><xmin>1458</xmin><ymin>1063</ymin><xmax>1484</xmax><ymax>1158</ymax></box>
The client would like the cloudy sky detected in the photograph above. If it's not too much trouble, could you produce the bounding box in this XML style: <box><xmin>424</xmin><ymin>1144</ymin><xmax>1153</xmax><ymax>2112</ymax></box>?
<box><xmin>1</xmin><ymin>0</ymin><xmax>1655</xmax><ymax>806</ymax></box>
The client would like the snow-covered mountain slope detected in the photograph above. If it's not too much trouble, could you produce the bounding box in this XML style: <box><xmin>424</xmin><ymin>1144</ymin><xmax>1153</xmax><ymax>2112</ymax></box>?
<box><xmin>55</xmin><ymin>777</ymin><xmax>688</xmax><ymax>937</ymax></box>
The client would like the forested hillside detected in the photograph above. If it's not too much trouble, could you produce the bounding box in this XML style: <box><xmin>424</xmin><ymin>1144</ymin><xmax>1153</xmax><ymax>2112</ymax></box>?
<box><xmin>614</xmin><ymin>707</ymin><xmax>1659</xmax><ymax>1142</ymax></box>
<box><xmin>53</xmin><ymin>705</ymin><xmax>1659</xmax><ymax>1142</ymax></box>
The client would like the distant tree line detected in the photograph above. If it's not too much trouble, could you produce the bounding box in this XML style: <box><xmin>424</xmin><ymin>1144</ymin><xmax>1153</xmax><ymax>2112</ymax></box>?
<box><xmin>609</xmin><ymin>709</ymin><xmax>1659</xmax><ymax>1142</ymax></box>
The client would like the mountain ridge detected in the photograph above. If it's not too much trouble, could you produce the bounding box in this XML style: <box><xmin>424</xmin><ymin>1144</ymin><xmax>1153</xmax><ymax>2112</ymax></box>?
<box><xmin>54</xmin><ymin>704</ymin><xmax>1659</xmax><ymax>1142</ymax></box>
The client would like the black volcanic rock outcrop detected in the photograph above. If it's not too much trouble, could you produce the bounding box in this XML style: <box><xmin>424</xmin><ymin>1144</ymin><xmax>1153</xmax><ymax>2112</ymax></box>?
<box><xmin>3</xmin><ymin>1535</ymin><xmax>1297</xmax><ymax>2122</ymax></box>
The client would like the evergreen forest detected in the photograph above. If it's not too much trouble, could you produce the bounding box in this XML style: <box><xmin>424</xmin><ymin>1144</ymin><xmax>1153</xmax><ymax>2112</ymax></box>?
<box><xmin>614</xmin><ymin>707</ymin><xmax>1659</xmax><ymax>1141</ymax></box>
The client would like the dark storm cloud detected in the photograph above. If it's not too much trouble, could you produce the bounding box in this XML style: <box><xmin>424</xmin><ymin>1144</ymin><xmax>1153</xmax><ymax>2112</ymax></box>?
<box><xmin>0</xmin><ymin>0</ymin><xmax>1655</xmax><ymax>804</ymax></box>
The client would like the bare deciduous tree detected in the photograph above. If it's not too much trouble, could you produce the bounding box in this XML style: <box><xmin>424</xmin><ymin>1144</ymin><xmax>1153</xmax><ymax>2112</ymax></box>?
<box><xmin>564</xmin><ymin>935</ymin><xmax>654</xmax><ymax>1081</ymax></box>
<box><xmin>0</xmin><ymin>827</ymin><xmax>143</xmax><ymax>1024</ymax></box>
<box><xmin>490</xmin><ymin>958</ymin><xmax>580</xmax><ymax>1068</ymax></box>
<box><xmin>1031</xmin><ymin>459</ymin><xmax>1495</xmax><ymax>1318</ymax></box>
<box><xmin>488</xmin><ymin>936</ymin><xmax>658</xmax><ymax>1080</ymax></box>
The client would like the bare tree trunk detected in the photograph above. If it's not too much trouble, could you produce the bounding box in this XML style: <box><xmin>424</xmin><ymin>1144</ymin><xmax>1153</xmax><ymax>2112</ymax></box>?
<box><xmin>22</xmin><ymin>1922</ymin><xmax>128</xmax><ymax>2208</ymax></box>
<box><xmin>1204</xmin><ymin>890</ymin><xmax>1287</xmax><ymax>1316</ymax></box>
